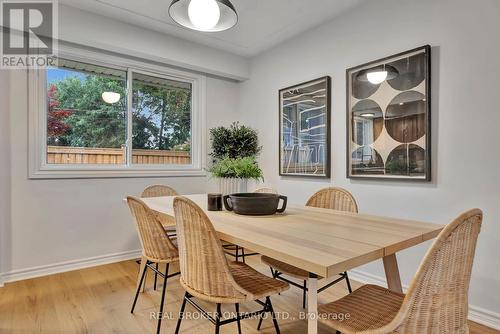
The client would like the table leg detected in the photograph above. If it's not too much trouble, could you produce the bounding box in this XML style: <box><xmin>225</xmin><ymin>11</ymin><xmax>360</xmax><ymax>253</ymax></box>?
<box><xmin>307</xmin><ymin>273</ymin><xmax>318</xmax><ymax>334</ymax></box>
<box><xmin>383</xmin><ymin>253</ymin><xmax>403</xmax><ymax>293</ymax></box>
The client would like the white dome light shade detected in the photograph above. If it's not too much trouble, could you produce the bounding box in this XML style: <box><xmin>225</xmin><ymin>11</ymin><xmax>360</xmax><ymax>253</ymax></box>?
<box><xmin>169</xmin><ymin>0</ymin><xmax>238</xmax><ymax>32</ymax></box>
<box><xmin>356</xmin><ymin>65</ymin><xmax>399</xmax><ymax>85</ymax></box>
<box><xmin>102</xmin><ymin>92</ymin><xmax>121</xmax><ymax>104</ymax></box>
<box><xmin>366</xmin><ymin>71</ymin><xmax>388</xmax><ymax>84</ymax></box>
<box><xmin>188</xmin><ymin>0</ymin><xmax>220</xmax><ymax>30</ymax></box>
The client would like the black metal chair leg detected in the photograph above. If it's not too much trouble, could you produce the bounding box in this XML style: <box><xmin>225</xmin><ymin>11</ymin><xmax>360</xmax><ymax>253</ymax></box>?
<box><xmin>266</xmin><ymin>297</ymin><xmax>281</xmax><ymax>334</ymax></box>
<box><xmin>215</xmin><ymin>303</ymin><xmax>222</xmax><ymax>334</ymax></box>
<box><xmin>154</xmin><ymin>263</ymin><xmax>159</xmax><ymax>291</ymax></box>
<box><xmin>175</xmin><ymin>292</ymin><xmax>188</xmax><ymax>334</ymax></box>
<box><xmin>344</xmin><ymin>271</ymin><xmax>352</xmax><ymax>293</ymax></box>
<box><xmin>302</xmin><ymin>280</ymin><xmax>307</xmax><ymax>309</ymax></box>
<box><xmin>269</xmin><ymin>268</ymin><xmax>281</xmax><ymax>295</ymax></box>
<box><xmin>235</xmin><ymin>245</ymin><xmax>239</xmax><ymax>262</ymax></box>
<box><xmin>257</xmin><ymin>314</ymin><xmax>264</xmax><ymax>330</ymax></box>
<box><xmin>156</xmin><ymin>264</ymin><xmax>169</xmax><ymax>334</ymax></box>
<box><xmin>257</xmin><ymin>298</ymin><xmax>269</xmax><ymax>330</ymax></box>
<box><xmin>131</xmin><ymin>261</ymin><xmax>148</xmax><ymax>313</ymax></box>
<box><xmin>242</xmin><ymin>248</ymin><xmax>246</xmax><ymax>263</ymax></box>
<box><xmin>235</xmin><ymin>303</ymin><xmax>242</xmax><ymax>334</ymax></box>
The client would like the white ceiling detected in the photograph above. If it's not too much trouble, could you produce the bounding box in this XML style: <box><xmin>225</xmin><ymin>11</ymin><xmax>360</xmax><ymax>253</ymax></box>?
<box><xmin>59</xmin><ymin>0</ymin><xmax>367</xmax><ymax>57</ymax></box>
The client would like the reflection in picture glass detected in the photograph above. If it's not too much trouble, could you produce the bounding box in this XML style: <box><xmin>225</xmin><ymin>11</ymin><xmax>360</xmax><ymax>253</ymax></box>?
<box><xmin>347</xmin><ymin>46</ymin><xmax>431</xmax><ymax>180</ymax></box>
<box><xmin>280</xmin><ymin>77</ymin><xmax>330</xmax><ymax>177</ymax></box>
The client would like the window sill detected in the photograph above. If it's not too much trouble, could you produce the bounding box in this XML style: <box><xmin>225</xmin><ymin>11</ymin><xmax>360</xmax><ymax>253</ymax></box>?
<box><xmin>28</xmin><ymin>167</ymin><xmax>207</xmax><ymax>179</ymax></box>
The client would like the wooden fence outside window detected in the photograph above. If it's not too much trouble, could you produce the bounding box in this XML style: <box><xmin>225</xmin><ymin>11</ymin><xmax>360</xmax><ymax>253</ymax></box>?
<box><xmin>46</xmin><ymin>146</ymin><xmax>191</xmax><ymax>165</ymax></box>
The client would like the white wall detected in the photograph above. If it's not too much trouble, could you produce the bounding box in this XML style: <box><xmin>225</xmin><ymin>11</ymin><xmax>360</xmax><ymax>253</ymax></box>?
<box><xmin>58</xmin><ymin>5</ymin><xmax>250</xmax><ymax>81</ymax></box>
<box><xmin>0</xmin><ymin>5</ymin><xmax>244</xmax><ymax>280</ymax></box>
<box><xmin>238</xmin><ymin>0</ymin><xmax>500</xmax><ymax>322</ymax></box>
<box><xmin>0</xmin><ymin>70</ymin><xmax>11</xmax><ymax>285</ymax></box>
<box><xmin>3</xmin><ymin>70</ymin><xmax>239</xmax><ymax>278</ymax></box>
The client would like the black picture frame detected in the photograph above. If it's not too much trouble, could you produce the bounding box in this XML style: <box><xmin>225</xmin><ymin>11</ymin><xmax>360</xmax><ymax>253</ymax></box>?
<box><xmin>346</xmin><ymin>45</ymin><xmax>431</xmax><ymax>181</ymax></box>
<box><xmin>279</xmin><ymin>76</ymin><xmax>331</xmax><ymax>178</ymax></box>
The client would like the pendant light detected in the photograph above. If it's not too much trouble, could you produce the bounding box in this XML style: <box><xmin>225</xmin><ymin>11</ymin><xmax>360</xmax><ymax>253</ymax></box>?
<box><xmin>102</xmin><ymin>92</ymin><xmax>121</xmax><ymax>104</ymax></box>
<box><xmin>169</xmin><ymin>0</ymin><xmax>238</xmax><ymax>32</ymax></box>
<box><xmin>356</xmin><ymin>64</ymin><xmax>399</xmax><ymax>85</ymax></box>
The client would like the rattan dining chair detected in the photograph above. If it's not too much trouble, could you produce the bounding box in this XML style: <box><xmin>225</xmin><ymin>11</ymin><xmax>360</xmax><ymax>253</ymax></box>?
<box><xmin>141</xmin><ymin>185</ymin><xmax>179</xmax><ymax>234</ymax></box>
<box><xmin>141</xmin><ymin>184</ymin><xmax>179</xmax><ymax>198</ymax></box>
<box><xmin>141</xmin><ymin>185</ymin><xmax>179</xmax><ymax>290</ymax></box>
<box><xmin>141</xmin><ymin>184</ymin><xmax>179</xmax><ymax>237</ymax></box>
<box><xmin>223</xmin><ymin>187</ymin><xmax>279</xmax><ymax>263</ymax></box>
<box><xmin>127</xmin><ymin>196</ymin><xmax>180</xmax><ymax>334</ymax></box>
<box><xmin>318</xmin><ymin>208</ymin><xmax>483</xmax><ymax>334</ymax></box>
<box><xmin>173</xmin><ymin>196</ymin><xmax>289</xmax><ymax>334</ymax></box>
<box><xmin>261</xmin><ymin>187</ymin><xmax>358</xmax><ymax>308</ymax></box>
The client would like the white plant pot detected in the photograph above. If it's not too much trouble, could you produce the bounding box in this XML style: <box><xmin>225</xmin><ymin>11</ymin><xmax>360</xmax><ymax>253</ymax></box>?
<box><xmin>218</xmin><ymin>178</ymin><xmax>248</xmax><ymax>196</ymax></box>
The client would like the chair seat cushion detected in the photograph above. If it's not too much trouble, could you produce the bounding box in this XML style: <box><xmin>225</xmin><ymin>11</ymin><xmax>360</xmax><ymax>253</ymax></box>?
<box><xmin>229</xmin><ymin>261</ymin><xmax>289</xmax><ymax>300</ymax></box>
<box><xmin>261</xmin><ymin>255</ymin><xmax>315</xmax><ymax>279</ymax></box>
<box><xmin>318</xmin><ymin>284</ymin><xmax>404</xmax><ymax>333</ymax></box>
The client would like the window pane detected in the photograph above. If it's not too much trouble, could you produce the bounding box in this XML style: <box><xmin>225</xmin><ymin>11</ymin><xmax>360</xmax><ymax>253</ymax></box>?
<box><xmin>46</xmin><ymin>59</ymin><xmax>127</xmax><ymax>164</ymax></box>
<box><xmin>132</xmin><ymin>72</ymin><xmax>192</xmax><ymax>165</ymax></box>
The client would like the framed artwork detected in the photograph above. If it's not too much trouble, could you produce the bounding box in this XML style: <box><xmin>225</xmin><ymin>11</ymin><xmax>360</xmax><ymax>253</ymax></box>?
<box><xmin>279</xmin><ymin>76</ymin><xmax>331</xmax><ymax>178</ymax></box>
<box><xmin>346</xmin><ymin>45</ymin><xmax>431</xmax><ymax>181</ymax></box>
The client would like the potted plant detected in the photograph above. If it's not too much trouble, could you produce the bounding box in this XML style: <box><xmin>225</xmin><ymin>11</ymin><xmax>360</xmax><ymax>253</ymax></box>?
<box><xmin>208</xmin><ymin>122</ymin><xmax>263</xmax><ymax>195</ymax></box>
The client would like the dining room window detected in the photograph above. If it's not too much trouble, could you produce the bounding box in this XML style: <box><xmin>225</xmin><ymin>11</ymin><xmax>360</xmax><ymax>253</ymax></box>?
<box><xmin>131</xmin><ymin>72</ymin><xmax>192</xmax><ymax>165</ymax></box>
<box><xmin>46</xmin><ymin>59</ymin><xmax>128</xmax><ymax>165</ymax></box>
<box><xmin>29</xmin><ymin>50</ymin><xmax>205</xmax><ymax>178</ymax></box>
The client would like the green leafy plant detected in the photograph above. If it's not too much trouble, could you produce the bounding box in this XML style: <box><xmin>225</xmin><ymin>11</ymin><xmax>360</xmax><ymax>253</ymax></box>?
<box><xmin>209</xmin><ymin>156</ymin><xmax>263</xmax><ymax>181</ymax></box>
<box><xmin>208</xmin><ymin>122</ymin><xmax>263</xmax><ymax>180</ymax></box>
<box><xmin>210</xmin><ymin>122</ymin><xmax>261</xmax><ymax>159</ymax></box>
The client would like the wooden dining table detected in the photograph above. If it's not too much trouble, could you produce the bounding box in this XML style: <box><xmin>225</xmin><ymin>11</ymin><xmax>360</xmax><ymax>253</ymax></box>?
<box><xmin>136</xmin><ymin>194</ymin><xmax>444</xmax><ymax>334</ymax></box>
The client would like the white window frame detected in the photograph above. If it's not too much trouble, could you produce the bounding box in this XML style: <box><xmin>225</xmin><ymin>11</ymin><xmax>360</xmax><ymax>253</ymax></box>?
<box><xmin>28</xmin><ymin>44</ymin><xmax>206</xmax><ymax>179</ymax></box>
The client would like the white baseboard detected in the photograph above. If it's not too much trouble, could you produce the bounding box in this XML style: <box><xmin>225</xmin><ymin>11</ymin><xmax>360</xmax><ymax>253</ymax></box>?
<box><xmin>349</xmin><ymin>269</ymin><xmax>500</xmax><ymax>331</ymax></box>
<box><xmin>1</xmin><ymin>249</ymin><xmax>142</xmax><ymax>284</ymax></box>
<box><xmin>1</xmin><ymin>255</ymin><xmax>498</xmax><ymax>330</ymax></box>
<box><xmin>468</xmin><ymin>306</ymin><xmax>500</xmax><ymax>330</ymax></box>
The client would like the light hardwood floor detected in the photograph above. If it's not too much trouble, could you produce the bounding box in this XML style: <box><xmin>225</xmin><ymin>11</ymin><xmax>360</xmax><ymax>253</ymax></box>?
<box><xmin>0</xmin><ymin>257</ymin><xmax>497</xmax><ymax>334</ymax></box>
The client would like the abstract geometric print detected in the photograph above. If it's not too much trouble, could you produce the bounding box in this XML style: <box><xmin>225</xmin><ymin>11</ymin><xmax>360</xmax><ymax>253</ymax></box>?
<box><xmin>347</xmin><ymin>46</ymin><xmax>431</xmax><ymax>180</ymax></box>
<box><xmin>280</xmin><ymin>77</ymin><xmax>330</xmax><ymax>177</ymax></box>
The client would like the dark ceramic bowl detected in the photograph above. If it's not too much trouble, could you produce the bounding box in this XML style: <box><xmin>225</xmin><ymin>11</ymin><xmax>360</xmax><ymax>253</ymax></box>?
<box><xmin>223</xmin><ymin>193</ymin><xmax>287</xmax><ymax>216</ymax></box>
